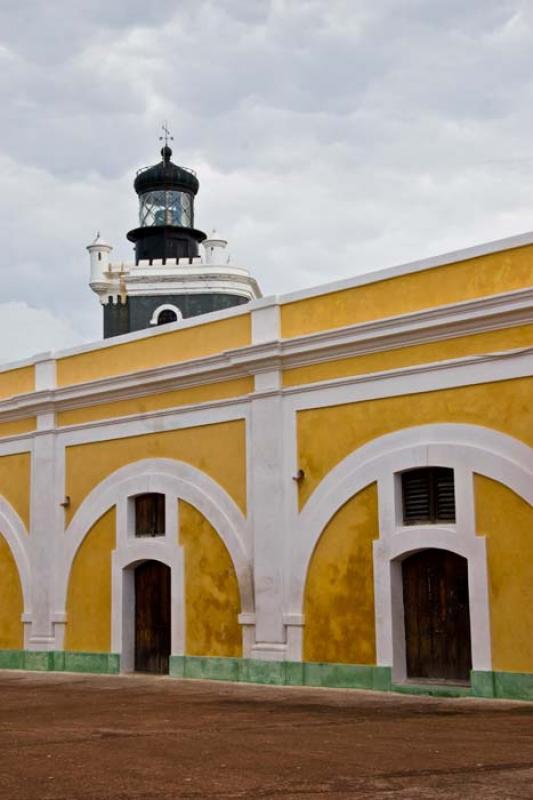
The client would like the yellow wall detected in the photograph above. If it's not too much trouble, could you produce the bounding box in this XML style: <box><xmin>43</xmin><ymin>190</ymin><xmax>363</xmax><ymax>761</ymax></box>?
<box><xmin>65</xmin><ymin>508</ymin><xmax>116</xmax><ymax>653</ymax></box>
<box><xmin>0</xmin><ymin>418</ymin><xmax>36</xmax><ymax>439</ymax></box>
<box><xmin>282</xmin><ymin>243</ymin><xmax>533</xmax><ymax>338</ymax></box>
<box><xmin>475</xmin><ymin>476</ymin><xmax>533</xmax><ymax>673</ymax></box>
<box><xmin>179</xmin><ymin>500</ymin><xmax>242</xmax><ymax>658</ymax></box>
<box><xmin>0</xmin><ymin>365</ymin><xmax>34</xmax><ymax>401</ymax></box>
<box><xmin>65</xmin><ymin>420</ymin><xmax>247</xmax><ymax>524</ymax></box>
<box><xmin>297</xmin><ymin>377</ymin><xmax>533</xmax><ymax>507</ymax></box>
<box><xmin>0</xmin><ymin>453</ymin><xmax>31</xmax><ymax>530</ymax></box>
<box><xmin>0</xmin><ymin>533</ymin><xmax>23</xmax><ymax>649</ymax></box>
<box><xmin>283</xmin><ymin>324</ymin><xmax>533</xmax><ymax>387</ymax></box>
<box><xmin>57</xmin><ymin>377</ymin><xmax>253</xmax><ymax>427</ymax></box>
<box><xmin>57</xmin><ymin>314</ymin><xmax>251</xmax><ymax>387</ymax></box>
<box><xmin>304</xmin><ymin>483</ymin><xmax>378</xmax><ymax>665</ymax></box>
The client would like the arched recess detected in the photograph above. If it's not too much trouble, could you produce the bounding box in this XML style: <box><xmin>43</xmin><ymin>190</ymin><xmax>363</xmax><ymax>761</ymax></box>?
<box><xmin>0</xmin><ymin>497</ymin><xmax>31</xmax><ymax>616</ymax></box>
<box><xmin>179</xmin><ymin>500</ymin><xmax>243</xmax><ymax>658</ymax></box>
<box><xmin>292</xmin><ymin>424</ymin><xmax>533</xmax><ymax>676</ymax></box>
<box><xmin>60</xmin><ymin>458</ymin><xmax>252</xmax><ymax>618</ymax></box>
<box><xmin>303</xmin><ymin>483</ymin><xmax>379</xmax><ymax>666</ymax></box>
<box><xmin>149</xmin><ymin>304</ymin><xmax>182</xmax><ymax>325</ymax></box>
<box><xmin>64</xmin><ymin>507</ymin><xmax>116</xmax><ymax>654</ymax></box>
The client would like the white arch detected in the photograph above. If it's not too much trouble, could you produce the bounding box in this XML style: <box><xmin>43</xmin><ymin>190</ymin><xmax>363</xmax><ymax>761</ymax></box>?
<box><xmin>289</xmin><ymin>423</ymin><xmax>533</xmax><ymax>674</ymax></box>
<box><xmin>291</xmin><ymin>423</ymin><xmax>533</xmax><ymax>612</ymax></box>
<box><xmin>0</xmin><ymin>497</ymin><xmax>31</xmax><ymax>612</ymax></box>
<box><xmin>149</xmin><ymin>304</ymin><xmax>182</xmax><ymax>325</ymax></box>
<box><xmin>60</xmin><ymin>458</ymin><xmax>252</xmax><ymax>613</ymax></box>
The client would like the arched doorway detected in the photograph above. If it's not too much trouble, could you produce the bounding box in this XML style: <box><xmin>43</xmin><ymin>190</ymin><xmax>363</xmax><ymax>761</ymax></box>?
<box><xmin>134</xmin><ymin>560</ymin><xmax>171</xmax><ymax>674</ymax></box>
<box><xmin>402</xmin><ymin>549</ymin><xmax>472</xmax><ymax>682</ymax></box>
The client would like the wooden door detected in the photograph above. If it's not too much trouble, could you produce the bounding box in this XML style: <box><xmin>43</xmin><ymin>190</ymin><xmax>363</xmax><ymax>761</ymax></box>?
<box><xmin>402</xmin><ymin>549</ymin><xmax>472</xmax><ymax>682</ymax></box>
<box><xmin>134</xmin><ymin>560</ymin><xmax>171</xmax><ymax>674</ymax></box>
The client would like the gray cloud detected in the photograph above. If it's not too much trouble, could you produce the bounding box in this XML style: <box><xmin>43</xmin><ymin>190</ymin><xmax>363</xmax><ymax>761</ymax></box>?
<box><xmin>0</xmin><ymin>0</ymin><xmax>532</xmax><ymax>359</ymax></box>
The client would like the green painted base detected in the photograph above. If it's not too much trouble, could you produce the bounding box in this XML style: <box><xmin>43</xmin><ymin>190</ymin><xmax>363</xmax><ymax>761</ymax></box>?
<box><xmin>0</xmin><ymin>649</ymin><xmax>120</xmax><ymax>675</ymax></box>
<box><xmin>171</xmin><ymin>658</ymin><xmax>533</xmax><ymax>701</ymax></box>
<box><xmin>472</xmin><ymin>670</ymin><xmax>533</xmax><ymax>701</ymax></box>
<box><xmin>169</xmin><ymin>655</ymin><xmax>392</xmax><ymax>691</ymax></box>
<box><xmin>1</xmin><ymin>650</ymin><xmax>532</xmax><ymax>701</ymax></box>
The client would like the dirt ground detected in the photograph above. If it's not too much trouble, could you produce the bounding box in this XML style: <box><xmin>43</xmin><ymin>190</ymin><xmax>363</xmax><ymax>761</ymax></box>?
<box><xmin>0</xmin><ymin>672</ymin><xmax>532</xmax><ymax>799</ymax></box>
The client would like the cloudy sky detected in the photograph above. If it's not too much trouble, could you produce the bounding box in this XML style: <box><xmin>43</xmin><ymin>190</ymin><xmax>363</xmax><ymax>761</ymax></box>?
<box><xmin>0</xmin><ymin>0</ymin><xmax>532</xmax><ymax>361</ymax></box>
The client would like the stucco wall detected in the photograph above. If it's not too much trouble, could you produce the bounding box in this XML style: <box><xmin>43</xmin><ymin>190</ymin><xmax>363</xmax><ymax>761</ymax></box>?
<box><xmin>57</xmin><ymin>313</ymin><xmax>251</xmax><ymax>386</ymax></box>
<box><xmin>0</xmin><ymin>533</ymin><xmax>23</xmax><ymax>649</ymax></box>
<box><xmin>297</xmin><ymin>377</ymin><xmax>533</xmax><ymax>507</ymax></box>
<box><xmin>65</xmin><ymin>420</ymin><xmax>247</xmax><ymax>523</ymax></box>
<box><xmin>0</xmin><ymin>453</ymin><xmax>31</xmax><ymax>530</ymax></box>
<box><xmin>180</xmin><ymin>500</ymin><xmax>242</xmax><ymax>658</ymax></box>
<box><xmin>475</xmin><ymin>476</ymin><xmax>533</xmax><ymax>674</ymax></box>
<box><xmin>58</xmin><ymin>377</ymin><xmax>252</xmax><ymax>427</ymax></box>
<box><xmin>65</xmin><ymin>508</ymin><xmax>116</xmax><ymax>653</ymax></box>
<box><xmin>284</xmin><ymin>324</ymin><xmax>533</xmax><ymax>387</ymax></box>
<box><xmin>304</xmin><ymin>483</ymin><xmax>378</xmax><ymax>665</ymax></box>
<box><xmin>281</xmin><ymin>242</ymin><xmax>533</xmax><ymax>338</ymax></box>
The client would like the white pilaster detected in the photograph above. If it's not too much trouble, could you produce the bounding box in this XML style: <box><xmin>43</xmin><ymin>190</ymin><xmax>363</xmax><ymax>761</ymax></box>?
<box><xmin>28</xmin><ymin>353</ymin><xmax>60</xmax><ymax>649</ymax></box>
<box><xmin>28</xmin><ymin>431</ymin><xmax>61</xmax><ymax>649</ymax></box>
<box><xmin>249</xmin><ymin>384</ymin><xmax>287</xmax><ymax>657</ymax></box>
<box><xmin>243</xmin><ymin>300</ymin><xmax>286</xmax><ymax>661</ymax></box>
<box><xmin>251</xmin><ymin>302</ymin><xmax>280</xmax><ymax>344</ymax></box>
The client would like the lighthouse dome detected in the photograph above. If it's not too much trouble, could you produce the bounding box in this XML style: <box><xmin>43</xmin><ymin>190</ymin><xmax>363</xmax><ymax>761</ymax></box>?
<box><xmin>133</xmin><ymin>146</ymin><xmax>199</xmax><ymax>196</ymax></box>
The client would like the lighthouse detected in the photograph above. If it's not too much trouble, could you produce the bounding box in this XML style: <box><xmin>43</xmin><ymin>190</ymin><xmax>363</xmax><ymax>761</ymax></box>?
<box><xmin>88</xmin><ymin>131</ymin><xmax>261</xmax><ymax>338</ymax></box>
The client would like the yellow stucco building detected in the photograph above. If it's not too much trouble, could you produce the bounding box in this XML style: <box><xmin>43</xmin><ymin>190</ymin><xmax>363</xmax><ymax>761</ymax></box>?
<box><xmin>0</xmin><ymin>148</ymin><xmax>532</xmax><ymax>700</ymax></box>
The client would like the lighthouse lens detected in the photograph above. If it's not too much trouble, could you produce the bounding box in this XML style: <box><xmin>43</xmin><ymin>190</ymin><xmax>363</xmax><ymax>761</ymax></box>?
<box><xmin>139</xmin><ymin>191</ymin><xmax>193</xmax><ymax>228</ymax></box>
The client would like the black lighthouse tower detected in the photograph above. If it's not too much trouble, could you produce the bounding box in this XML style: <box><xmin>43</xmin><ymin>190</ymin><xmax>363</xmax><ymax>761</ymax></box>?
<box><xmin>127</xmin><ymin>144</ymin><xmax>207</xmax><ymax>263</ymax></box>
<box><xmin>90</xmin><ymin>136</ymin><xmax>260</xmax><ymax>339</ymax></box>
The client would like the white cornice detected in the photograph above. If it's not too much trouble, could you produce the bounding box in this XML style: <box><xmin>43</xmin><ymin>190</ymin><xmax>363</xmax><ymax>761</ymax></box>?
<box><xmin>0</xmin><ymin>346</ymin><xmax>531</xmax><ymax>447</ymax></box>
<box><xmin>124</xmin><ymin>277</ymin><xmax>259</xmax><ymax>299</ymax></box>
<box><xmin>3</xmin><ymin>228</ymin><xmax>530</xmax><ymax>374</ymax></box>
<box><xmin>92</xmin><ymin>259</ymin><xmax>263</xmax><ymax>302</ymax></box>
<box><xmin>0</xmin><ymin>287</ymin><xmax>531</xmax><ymax>424</ymax></box>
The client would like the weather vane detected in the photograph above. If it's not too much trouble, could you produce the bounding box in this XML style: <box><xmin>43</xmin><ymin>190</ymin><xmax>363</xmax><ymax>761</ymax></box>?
<box><xmin>159</xmin><ymin>121</ymin><xmax>174</xmax><ymax>148</ymax></box>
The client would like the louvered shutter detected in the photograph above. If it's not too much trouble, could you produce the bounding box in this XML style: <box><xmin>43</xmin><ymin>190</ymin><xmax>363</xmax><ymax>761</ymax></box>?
<box><xmin>401</xmin><ymin>467</ymin><xmax>456</xmax><ymax>524</ymax></box>
<box><xmin>434</xmin><ymin>468</ymin><xmax>456</xmax><ymax>522</ymax></box>
<box><xmin>402</xmin><ymin>469</ymin><xmax>432</xmax><ymax>524</ymax></box>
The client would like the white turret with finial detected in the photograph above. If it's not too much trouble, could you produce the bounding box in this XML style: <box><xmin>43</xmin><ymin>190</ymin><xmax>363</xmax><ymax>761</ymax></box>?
<box><xmin>87</xmin><ymin>232</ymin><xmax>113</xmax><ymax>286</ymax></box>
<box><xmin>203</xmin><ymin>230</ymin><xmax>229</xmax><ymax>264</ymax></box>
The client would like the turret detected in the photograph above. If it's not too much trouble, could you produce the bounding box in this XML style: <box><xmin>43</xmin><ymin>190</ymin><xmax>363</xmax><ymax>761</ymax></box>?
<box><xmin>87</xmin><ymin>233</ymin><xmax>113</xmax><ymax>286</ymax></box>
<box><xmin>203</xmin><ymin>231</ymin><xmax>229</xmax><ymax>264</ymax></box>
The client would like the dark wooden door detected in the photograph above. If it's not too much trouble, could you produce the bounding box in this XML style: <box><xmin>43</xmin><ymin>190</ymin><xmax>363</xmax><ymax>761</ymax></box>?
<box><xmin>134</xmin><ymin>560</ymin><xmax>171</xmax><ymax>674</ymax></box>
<box><xmin>402</xmin><ymin>549</ymin><xmax>472</xmax><ymax>682</ymax></box>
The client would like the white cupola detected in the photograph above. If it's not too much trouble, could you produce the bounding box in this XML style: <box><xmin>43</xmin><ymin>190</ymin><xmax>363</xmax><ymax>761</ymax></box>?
<box><xmin>203</xmin><ymin>230</ymin><xmax>228</xmax><ymax>264</ymax></box>
<box><xmin>87</xmin><ymin>232</ymin><xmax>113</xmax><ymax>285</ymax></box>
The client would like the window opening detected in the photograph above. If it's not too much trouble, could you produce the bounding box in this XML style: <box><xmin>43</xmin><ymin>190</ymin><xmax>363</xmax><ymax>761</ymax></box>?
<box><xmin>157</xmin><ymin>309</ymin><xmax>178</xmax><ymax>325</ymax></box>
<box><xmin>401</xmin><ymin>467</ymin><xmax>455</xmax><ymax>525</ymax></box>
<box><xmin>135</xmin><ymin>493</ymin><xmax>165</xmax><ymax>537</ymax></box>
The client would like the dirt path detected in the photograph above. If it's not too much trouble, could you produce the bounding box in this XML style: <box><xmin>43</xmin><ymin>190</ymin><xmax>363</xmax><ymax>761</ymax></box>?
<box><xmin>0</xmin><ymin>671</ymin><xmax>532</xmax><ymax>799</ymax></box>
